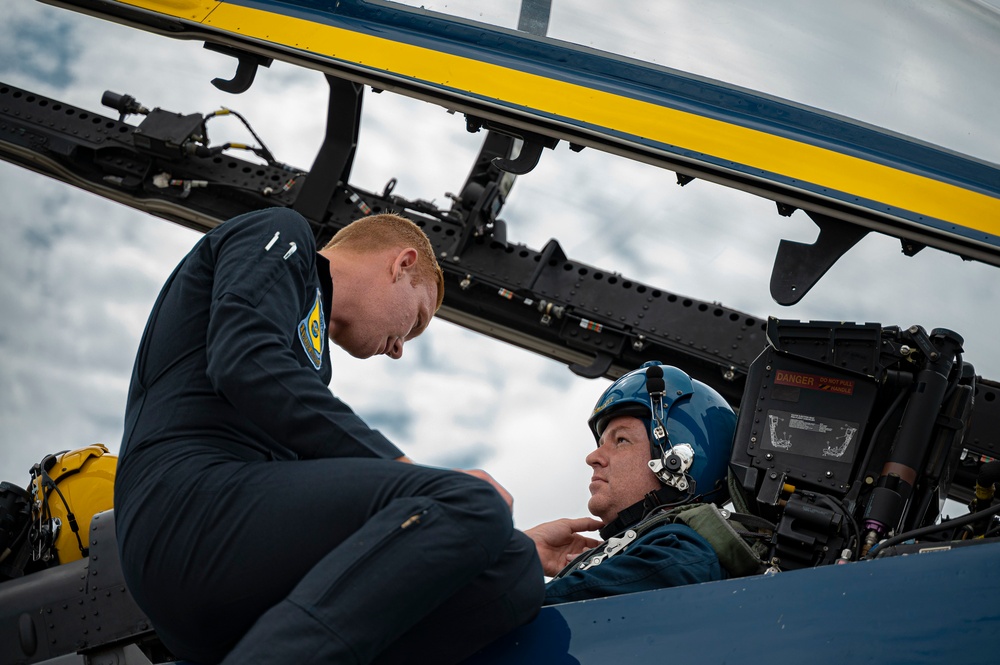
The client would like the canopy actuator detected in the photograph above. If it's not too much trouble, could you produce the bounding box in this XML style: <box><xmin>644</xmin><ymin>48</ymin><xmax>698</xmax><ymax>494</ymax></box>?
<box><xmin>293</xmin><ymin>75</ymin><xmax>364</xmax><ymax>223</ymax></box>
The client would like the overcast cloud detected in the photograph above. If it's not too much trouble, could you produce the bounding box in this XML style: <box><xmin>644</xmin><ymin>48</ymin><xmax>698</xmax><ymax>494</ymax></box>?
<box><xmin>1</xmin><ymin>1</ymin><xmax>998</xmax><ymax>530</ymax></box>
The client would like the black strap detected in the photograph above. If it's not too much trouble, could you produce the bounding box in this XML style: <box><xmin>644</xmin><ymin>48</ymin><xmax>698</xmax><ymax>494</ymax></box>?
<box><xmin>598</xmin><ymin>487</ymin><xmax>684</xmax><ymax>540</ymax></box>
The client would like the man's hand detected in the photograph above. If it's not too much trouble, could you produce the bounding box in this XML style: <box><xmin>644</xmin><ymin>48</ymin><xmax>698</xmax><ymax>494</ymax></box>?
<box><xmin>458</xmin><ymin>468</ymin><xmax>514</xmax><ymax>512</ymax></box>
<box><xmin>525</xmin><ymin>517</ymin><xmax>603</xmax><ymax>576</ymax></box>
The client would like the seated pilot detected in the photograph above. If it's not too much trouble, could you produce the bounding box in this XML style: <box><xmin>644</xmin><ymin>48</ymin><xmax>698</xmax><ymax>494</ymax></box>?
<box><xmin>526</xmin><ymin>361</ymin><xmax>760</xmax><ymax>603</ymax></box>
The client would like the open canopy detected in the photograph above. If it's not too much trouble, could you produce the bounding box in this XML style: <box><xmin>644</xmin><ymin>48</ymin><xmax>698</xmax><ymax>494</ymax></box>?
<box><xmin>42</xmin><ymin>0</ymin><xmax>1000</xmax><ymax>296</ymax></box>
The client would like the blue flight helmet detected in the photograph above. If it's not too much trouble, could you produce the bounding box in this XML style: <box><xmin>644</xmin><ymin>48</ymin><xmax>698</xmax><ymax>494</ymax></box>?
<box><xmin>588</xmin><ymin>361</ymin><xmax>738</xmax><ymax>504</ymax></box>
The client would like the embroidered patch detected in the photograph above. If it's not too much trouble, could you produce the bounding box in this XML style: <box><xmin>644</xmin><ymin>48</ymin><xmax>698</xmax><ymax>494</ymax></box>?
<box><xmin>298</xmin><ymin>288</ymin><xmax>325</xmax><ymax>370</ymax></box>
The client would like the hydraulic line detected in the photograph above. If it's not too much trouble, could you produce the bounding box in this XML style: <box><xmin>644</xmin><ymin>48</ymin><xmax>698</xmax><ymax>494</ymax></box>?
<box><xmin>861</xmin><ymin>328</ymin><xmax>964</xmax><ymax>553</ymax></box>
<box><xmin>868</xmin><ymin>501</ymin><xmax>1000</xmax><ymax>558</ymax></box>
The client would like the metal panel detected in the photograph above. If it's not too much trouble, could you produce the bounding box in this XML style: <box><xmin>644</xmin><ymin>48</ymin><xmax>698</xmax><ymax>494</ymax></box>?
<box><xmin>0</xmin><ymin>512</ymin><xmax>156</xmax><ymax>665</ymax></box>
<box><xmin>468</xmin><ymin>540</ymin><xmax>1000</xmax><ymax>664</ymax></box>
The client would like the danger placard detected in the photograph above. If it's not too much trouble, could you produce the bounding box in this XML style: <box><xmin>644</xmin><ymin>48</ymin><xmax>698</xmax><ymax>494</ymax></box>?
<box><xmin>774</xmin><ymin>369</ymin><xmax>855</xmax><ymax>395</ymax></box>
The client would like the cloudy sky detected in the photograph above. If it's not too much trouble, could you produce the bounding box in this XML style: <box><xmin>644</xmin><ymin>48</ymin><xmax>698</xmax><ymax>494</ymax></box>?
<box><xmin>2</xmin><ymin>0</ymin><xmax>999</xmax><ymax>531</ymax></box>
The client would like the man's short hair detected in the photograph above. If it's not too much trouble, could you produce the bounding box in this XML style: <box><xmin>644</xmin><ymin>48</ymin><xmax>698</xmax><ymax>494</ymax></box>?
<box><xmin>324</xmin><ymin>213</ymin><xmax>445</xmax><ymax>310</ymax></box>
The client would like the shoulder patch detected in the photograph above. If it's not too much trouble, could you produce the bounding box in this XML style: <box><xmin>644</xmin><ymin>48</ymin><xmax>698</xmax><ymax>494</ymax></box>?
<box><xmin>298</xmin><ymin>288</ymin><xmax>325</xmax><ymax>370</ymax></box>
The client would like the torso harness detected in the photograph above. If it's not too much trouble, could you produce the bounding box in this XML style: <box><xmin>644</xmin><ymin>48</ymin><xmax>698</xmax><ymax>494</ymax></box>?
<box><xmin>552</xmin><ymin>495</ymin><xmax>776</xmax><ymax>581</ymax></box>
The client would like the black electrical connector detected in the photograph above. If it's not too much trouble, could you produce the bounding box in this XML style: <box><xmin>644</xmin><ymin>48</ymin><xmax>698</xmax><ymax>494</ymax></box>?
<box><xmin>101</xmin><ymin>90</ymin><xmax>149</xmax><ymax>121</ymax></box>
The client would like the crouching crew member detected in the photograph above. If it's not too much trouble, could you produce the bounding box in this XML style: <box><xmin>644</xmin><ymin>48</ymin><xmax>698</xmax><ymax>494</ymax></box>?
<box><xmin>115</xmin><ymin>207</ymin><xmax>543</xmax><ymax>665</ymax></box>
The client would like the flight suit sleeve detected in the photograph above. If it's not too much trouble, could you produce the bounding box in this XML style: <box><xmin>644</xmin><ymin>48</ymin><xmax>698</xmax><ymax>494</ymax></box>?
<box><xmin>542</xmin><ymin>524</ymin><xmax>725</xmax><ymax>605</ymax></box>
<box><xmin>204</xmin><ymin>208</ymin><xmax>404</xmax><ymax>460</ymax></box>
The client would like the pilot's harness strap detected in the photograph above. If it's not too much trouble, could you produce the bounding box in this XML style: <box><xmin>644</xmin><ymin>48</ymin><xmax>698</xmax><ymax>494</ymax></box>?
<box><xmin>554</xmin><ymin>503</ymin><xmax>773</xmax><ymax>580</ymax></box>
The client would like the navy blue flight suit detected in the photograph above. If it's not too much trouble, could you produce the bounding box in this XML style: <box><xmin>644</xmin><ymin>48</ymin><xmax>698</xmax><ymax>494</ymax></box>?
<box><xmin>114</xmin><ymin>208</ymin><xmax>543</xmax><ymax>664</ymax></box>
<box><xmin>544</xmin><ymin>523</ymin><xmax>725</xmax><ymax>604</ymax></box>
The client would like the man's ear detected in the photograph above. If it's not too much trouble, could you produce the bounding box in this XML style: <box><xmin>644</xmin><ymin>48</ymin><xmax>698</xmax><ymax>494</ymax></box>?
<box><xmin>392</xmin><ymin>248</ymin><xmax>419</xmax><ymax>281</ymax></box>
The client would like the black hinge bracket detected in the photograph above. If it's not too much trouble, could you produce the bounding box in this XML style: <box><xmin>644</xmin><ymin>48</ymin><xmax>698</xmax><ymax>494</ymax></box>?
<box><xmin>770</xmin><ymin>211</ymin><xmax>869</xmax><ymax>305</ymax></box>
